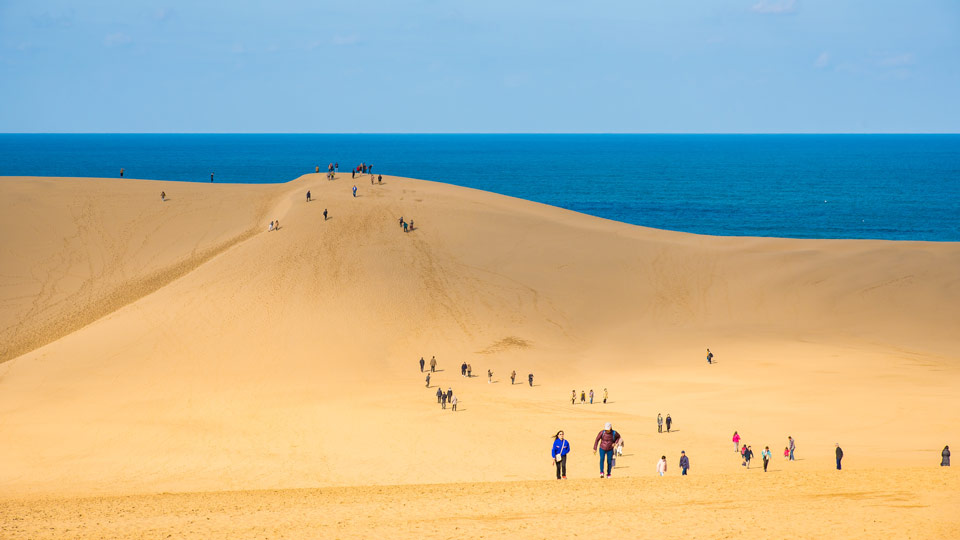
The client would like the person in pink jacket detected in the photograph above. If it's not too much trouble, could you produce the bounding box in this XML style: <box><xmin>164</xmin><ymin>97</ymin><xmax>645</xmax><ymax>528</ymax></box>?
<box><xmin>657</xmin><ymin>455</ymin><xmax>667</xmax><ymax>476</ymax></box>
<box><xmin>732</xmin><ymin>431</ymin><xmax>741</xmax><ymax>452</ymax></box>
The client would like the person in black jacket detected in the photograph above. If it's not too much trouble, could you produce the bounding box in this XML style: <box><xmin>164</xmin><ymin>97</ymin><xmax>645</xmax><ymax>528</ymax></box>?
<box><xmin>941</xmin><ymin>445</ymin><xmax>950</xmax><ymax>467</ymax></box>
<box><xmin>836</xmin><ymin>443</ymin><xmax>844</xmax><ymax>470</ymax></box>
<box><xmin>419</xmin><ymin>357</ymin><xmax>425</xmax><ymax>372</ymax></box>
<box><xmin>679</xmin><ymin>451</ymin><xmax>690</xmax><ymax>475</ymax></box>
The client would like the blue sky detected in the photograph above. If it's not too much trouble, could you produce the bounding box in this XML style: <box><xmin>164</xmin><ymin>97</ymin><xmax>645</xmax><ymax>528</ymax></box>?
<box><xmin>1</xmin><ymin>0</ymin><xmax>957</xmax><ymax>132</ymax></box>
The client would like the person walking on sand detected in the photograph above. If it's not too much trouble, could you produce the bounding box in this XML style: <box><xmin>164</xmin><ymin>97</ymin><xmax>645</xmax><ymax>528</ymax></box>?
<box><xmin>451</xmin><ymin>394</ymin><xmax>457</xmax><ymax>411</ymax></box>
<box><xmin>745</xmin><ymin>445</ymin><xmax>754</xmax><ymax>469</ymax></box>
<box><xmin>762</xmin><ymin>446</ymin><xmax>772</xmax><ymax>472</ymax></box>
<box><xmin>571</xmin><ymin>390</ymin><xmax>576</xmax><ymax>405</ymax></box>
<box><xmin>657</xmin><ymin>456</ymin><xmax>667</xmax><ymax>476</ymax></box>
<box><xmin>429</xmin><ymin>356</ymin><xmax>437</xmax><ymax>372</ymax></box>
<box><xmin>160</xmin><ymin>191</ymin><xmax>166</xmax><ymax>202</ymax></box>
<box><xmin>741</xmin><ymin>444</ymin><xmax>748</xmax><ymax>466</ymax></box>
<box><xmin>707</xmin><ymin>348</ymin><xmax>714</xmax><ymax>364</ymax></box>
<box><xmin>510</xmin><ymin>370</ymin><xmax>516</xmax><ymax>385</ymax></box>
<box><xmin>593</xmin><ymin>422</ymin><xmax>621</xmax><ymax>478</ymax></box>
<box><xmin>323</xmin><ymin>208</ymin><xmax>328</xmax><ymax>221</ymax></box>
<box><xmin>603</xmin><ymin>388</ymin><xmax>608</xmax><ymax>404</ymax></box>
<box><xmin>487</xmin><ymin>369</ymin><xmax>493</xmax><ymax>383</ymax></box>
<box><xmin>275</xmin><ymin>219</ymin><xmax>279</xmax><ymax>230</ymax></box>
<box><xmin>306</xmin><ymin>191</ymin><xmax>311</xmax><ymax>202</ymax></box>
<box><xmin>733</xmin><ymin>431</ymin><xmax>741</xmax><ymax>452</ymax></box>
<box><xmin>788</xmin><ymin>436</ymin><xmax>796</xmax><ymax>461</ymax></box>
<box><xmin>378</xmin><ymin>174</ymin><xmax>382</xmax><ymax>184</ymax></box>
<box><xmin>352</xmin><ymin>185</ymin><xmax>357</xmax><ymax>197</ymax></box>
<box><xmin>657</xmin><ymin>413</ymin><xmax>664</xmax><ymax>433</ymax></box>
<box><xmin>425</xmin><ymin>373</ymin><xmax>431</xmax><ymax>388</ymax></box>
<box><xmin>441</xmin><ymin>391</ymin><xmax>447</xmax><ymax>409</ymax></box>
<box><xmin>835</xmin><ymin>443</ymin><xmax>843</xmax><ymax>470</ymax></box>
<box><xmin>435</xmin><ymin>387</ymin><xmax>442</xmax><ymax>403</ymax></box>
<box><xmin>589</xmin><ymin>389</ymin><xmax>594</xmax><ymax>404</ymax></box>
<box><xmin>403</xmin><ymin>221</ymin><xmax>408</xmax><ymax>233</ymax></box>
<box><xmin>666</xmin><ymin>414</ymin><xmax>673</xmax><ymax>433</ymax></box>
<box><xmin>419</xmin><ymin>357</ymin><xmax>425</xmax><ymax>372</ymax></box>
<box><xmin>784</xmin><ymin>446</ymin><xmax>790</xmax><ymax>460</ymax></box>
<box><xmin>580</xmin><ymin>390</ymin><xmax>586</xmax><ymax>403</ymax></box>
<box><xmin>552</xmin><ymin>431</ymin><xmax>570</xmax><ymax>480</ymax></box>
<box><xmin>943</xmin><ymin>445</ymin><xmax>951</xmax><ymax>466</ymax></box>
<box><xmin>467</xmin><ymin>364</ymin><xmax>472</xmax><ymax>378</ymax></box>
<box><xmin>461</xmin><ymin>362</ymin><xmax>467</xmax><ymax>377</ymax></box>
<box><xmin>447</xmin><ymin>387</ymin><xmax>452</xmax><ymax>401</ymax></box>
<box><xmin>528</xmin><ymin>372</ymin><xmax>533</xmax><ymax>386</ymax></box>
<box><xmin>268</xmin><ymin>221</ymin><xmax>275</xmax><ymax>232</ymax></box>
<box><xmin>679</xmin><ymin>451</ymin><xmax>690</xmax><ymax>475</ymax></box>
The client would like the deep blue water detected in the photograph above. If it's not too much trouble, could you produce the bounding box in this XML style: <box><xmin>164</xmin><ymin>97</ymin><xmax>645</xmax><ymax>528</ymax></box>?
<box><xmin>1</xmin><ymin>134</ymin><xmax>958</xmax><ymax>241</ymax></box>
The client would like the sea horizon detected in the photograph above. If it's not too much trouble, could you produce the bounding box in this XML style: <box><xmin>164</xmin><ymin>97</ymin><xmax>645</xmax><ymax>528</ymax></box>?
<box><xmin>3</xmin><ymin>133</ymin><xmax>958</xmax><ymax>242</ymax></box>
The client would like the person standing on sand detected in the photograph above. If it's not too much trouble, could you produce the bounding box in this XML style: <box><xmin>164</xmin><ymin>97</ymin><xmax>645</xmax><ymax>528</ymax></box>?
<box><xmin>788</xmin><ymin>436</ymin><xmax>796</xmax><ymax>461</ymax></box>
<box><xmin>784</xmin><ymin>446</ymin><xmax>790</xmax><ymax>460</ymax></box>
<box><xmin>268</xmin><ymin>221</ymin><xmax>275</xmax><ymax>232</ymax></box>
<box><xmin>420</xmin><ymin>357</ymin><xmax>425</xmax><ymax>372</ymax></box>
<box><xmin>275</xmin><ymin>219</ymin><xmax>279</xmax><ymax>230</ymax></box>
<box><xmin>352</xmin><ymin>170</ymin><xmax>355</xmax><ymax>179</ymax></box>
<box><xmin>657</xmin><ymin>456</ymin><xmax>667</xmax><ymax>476</ymax></box>
<box><xmin>593</xmin><ymin>422</ymin><xmax>621</xmax><ymax>478</ymax></box>
<box><xmin>403</xmin><ymin>221</ymin><xmax>408</xmax><ymax>233</ymax></box>
<box><xmin>707</xmin><ymin>348</ymin><xmax>713</xmax><ymax>364</ymax></box>
<box><xmin>552</xmin><ymin>431</ymin><xmax>570</xmax><ymax>480</ymax></box>
<box><xmin>323</xmin><ymin>208</ymin><xmax>328</xmax><ymax>220</ymax></box>
<box><xmin>603</xmin><ymin>388</ymin><xmax>608</xmax><ymax>404</ymax></box>
<box><xmin>589</xmin><ymin>390</ymin><xmax>594</xmax><ymax>404</ymax></box>
<box><xmin>306</xmin><ymin>191</ymin><xmax>311</xmax><ymax>202</ymax></box>
<box><xmin>762</xmin><ymin>446</ymin><xmax>772</xmax><ymax>472</ymax></box>
<box><xmin>451</xmin><ymin>394</ymin><xmax>457</xmax><ymax>411</ymax></box>
<box><xmin>316</xmin><ymin>166</ymin><xmax>320</xmax><ymax>174</ymax></box>
<box><xmin>741</xmin><ymin>444</ymin><xmax>748</xmax><ymax>466</ymax></box>
<box><xmin>835</xmin><ymin>443</ymin><xmax>843</xmax><ymax>470</ymax></box>
<box><xmin>425</xmin><ymin>373</ymin><xmax>431</xmax><ymax>388</ymax></box>
<box><xmin>436</xmin><ymin>387</ymin><xmax>442</xmax><ymax>403</ymax></box>
<box><xmin>461</xmin><ymin>362</ymin><xmax>467</xmax><ymax>377</ymax></box>
<box><xmin>447</xmin><ymin>387</ymin><xmax>453</xmax><ymax>401</ymax></box>
<box><xmin>580</xmin><ymin>390</ymin><xmax>586</xmax><ymax>404</ymax></box>
<box><xmin>733</xmin><ymin>431</ymin><xmax>741</xmax><ymax>451</ymax></box>
<box><xmin>441</xmin><ymin>391</ymin><xmax>448</xmax><ymax>409</ymax></box>
<box><xmin>467</xmin><ymin>364</ymin><xmax>472</xmax><ymax>377</ymax></box>
<box><xmin>666</xmin><ymin>414</ymin><xmax>673</xmax><ymax>433</ymax></box>
<box><xmin>942</xmin><ymin>446</ymin><xmax>951</xmax><ymax>466</ymax></box>
<box><xmin>160</xmin><ymin>191</ymin><xmax>166</xmax><ymax>202</ymax></box>
<box><xmin>528</xmin><ymin>373</ymin><xmax>534</xmax><ymax>386</ymax></box>
<box><xmin>352</xmin><ymin>185</ymin><xmax>357</xmax><ymax>197</ymax></box>
<box><xmin>511</xmin><ymin>370</ymin><xmax>516</xmax><ymax>385</ymax></box>
<box><xmin>430</xmin><ymin>356</ymin><xmax>437</xmax><ymax>372</ymax></box>
<box><xmin>679</xmin><ymin>451</ymin><xmax>689</xmax><ymax>475</ymax></box>
<box><xmin>378</xmin><ymin>174</ymin><xmax>382</xmax><ymax>184</ymax></box>
<box><xmin>657</xmin><ymin>413</ymin><xmax>663</xmax><ymax>433</ymax></box>
<box><xmin>487</xmin><ymin>369</ymin><xmax>493</xmax><ymax>383</ymax></box>
<box><xmin>571</xmin><ymin>390</ymin><xmax>576</xmax><ymax>404</ymax></box>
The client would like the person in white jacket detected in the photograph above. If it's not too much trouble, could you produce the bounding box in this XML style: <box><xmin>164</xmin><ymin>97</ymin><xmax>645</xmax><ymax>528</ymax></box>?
<box><xmin>657</xmin><ymin>455</ymin><xmax>667</xmax><ymax>476</ymax></box>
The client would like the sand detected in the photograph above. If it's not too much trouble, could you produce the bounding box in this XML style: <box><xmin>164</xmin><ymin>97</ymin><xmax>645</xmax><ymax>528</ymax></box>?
<box><xmin>1</xmin><ymin>173</ymin><xmax>958</xmax><ymax>538</ymax></box>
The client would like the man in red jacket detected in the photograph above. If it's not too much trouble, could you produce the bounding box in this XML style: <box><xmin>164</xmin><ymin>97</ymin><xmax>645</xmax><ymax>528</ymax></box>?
<box><xmin>593</xmin><ymin>422</ymin><xmax>622</xmax><ymax>478</ymax></box>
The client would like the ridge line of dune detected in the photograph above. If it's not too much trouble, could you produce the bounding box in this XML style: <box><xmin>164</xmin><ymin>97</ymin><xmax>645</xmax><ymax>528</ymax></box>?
<box><xmin>0</xmin><ymin>223</ymin><xmax>269</xmax><ymax>364</ymax></box>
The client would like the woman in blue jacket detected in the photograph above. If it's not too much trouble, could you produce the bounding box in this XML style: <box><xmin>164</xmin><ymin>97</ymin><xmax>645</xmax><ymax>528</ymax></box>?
<box><xmin>552</xmin><ymin>431</ymin><xmax>571</xmax><ymax>479</ymax></box>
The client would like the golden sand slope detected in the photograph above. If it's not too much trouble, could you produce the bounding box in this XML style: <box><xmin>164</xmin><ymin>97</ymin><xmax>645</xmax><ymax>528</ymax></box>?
<box><xmin>0</xmin><ymin>174</ymin><xmax>958</xmax><ymax>538</ymax></box>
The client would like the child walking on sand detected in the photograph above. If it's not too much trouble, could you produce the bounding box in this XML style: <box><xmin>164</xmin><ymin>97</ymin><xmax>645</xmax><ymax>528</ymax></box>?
<box><xmin>733</xmin><ymin>431</ymin><xmax>741</xmax><ymax>451</ymax></box>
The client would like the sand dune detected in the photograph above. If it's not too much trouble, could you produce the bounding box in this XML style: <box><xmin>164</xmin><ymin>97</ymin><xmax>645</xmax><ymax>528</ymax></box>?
<box><xmin>0</xmin><ymin>173</ymin><xmax>958</xmax><ymax>538</ymax></box>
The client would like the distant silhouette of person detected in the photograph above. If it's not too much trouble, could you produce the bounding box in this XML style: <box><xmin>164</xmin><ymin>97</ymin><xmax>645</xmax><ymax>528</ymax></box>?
<box><xmin>657</xmin><ymin>413</ymin><xmax>663</xmax><ymax>433</ymax></box>
<box><xmin>788</xmin><ymin>436</ymin><xmax>796</xmax><ymax>461</ymax></box>
<box><xmin>268</xmin><ymin>220</ymin><xmax>275</xmax><ymax>232</ymax></box>
<box><xmin>589</xmin><ymin>389</ymin><xmax>594</xmax><ymax>404</ymax></box>
<box><xmin>419</xmin><ymin>357</ymin><xmax>425</xmax><ymax>372</ymax></box>
<box><xmin>430</xmin><ymin>356</ymin><xmax>437</xmax><ymax>372</ymax></box>
<box><xmin>571</xmin><ymin>390</ymin><xmax>576</xmax><ymax>404</ymax></box>
<box><xmin>511</xmin><ymin>370</ymin><xmax>516</xmax><ymax>385</ymax></box>
<box><xmin>835</xmin><ymin>443</ymin><xmax>843</xmax><ymax>470</ymax></box>
<box><xmin>580</xmin><ymin>391</ymin><xmax>586</xmax><ymax>404</ymax></box>
<box><xmin>323</xmin><ymin>208</ymin><xmax>328</xmax><ymax>220</ymax></box>
<box><xmin>461</xmin><ymin>362</ymin><xmax>467</xmax><ymax>376</ymax></box>
<box><xmin>451</xmin><ymin>394</ymin><xmax>457</xmax><ymax>411</ymax></box>
<box><xmin>603</xmin><ymin>388</ymin><xmax>608</xmax><ymax>404</ymax></box>
<box><xmin>733</xmin><ymin>431</ymin><xmax>741</xmax><ymax>451</ymax></box>
<box><xmin>467</xmin><ymin>364</ymin><xmax>472</xmax><ymax>377</ymax></box>
<box><xmin>403</xmin><ymin>221</ymin><xmax>408</xmax><ymax>233</ymax></box>
<box><xmin>707</xmin><ymin>348</ymin><xmax>714</xmax><ymax>364</ymax></box>
<box><xmin>528</xmin><ymin>373</ymin><xmax>533</xmax><ymax>386</ymax></box>
<box><xmin>210</xmin><ymin>172</ymin><xmax>214</xmax><ymax>182</ymax></box>
<box><xmin>441</xmin><ymin>391</ymin><xmax>447</xmax><ymax>409</ymax></box>
<box><xmin>378</xmin><ymin>174</ymin><xmax>382</xmax><ymax>184</ymax></box>
<box><xmin>436</xmin><ymin>387</ymin><xmax>442</xmax><ymax>403</ymax></box>
<box><xmin>657</xmin><ymin>455</ymin><xmax>667</xmax><ymax>476</ymax></box>
<box><xmin>666</xmin><ymin>414</ymin><xmax>672</xmax><ymax>432</ymax></box>
<box><xmin>762</xmin><ymin>446</ymin><xmax>771</xmax><ymax>471</ymax></box>
<box><xmin>352</xmin><ymin>185</ymin><xmax>357</xmax><ymax>197</ymax></box>
<box><xmin>942</xmin><ymin>446</ymin><xmax>951</xmax><ymax>466</ymax></box>
<box><xmin>425</xmin><ymin>373</ymin><xmax>431</xmax><ymax>388</ymax></box>
<box><xmin>679</xmin><ymin>451</ymin><xmax>690</xmax><ymax>475</ymax></box>
<box><xmin>120</xmin><ymin>168</ymin><xmax>124</xmax><ymax>177</ymax></box>
<box><xmin>316</xmin><ymin>166</ymin><xmax>320</xmax><ymax>173</ymax></box>
<box><xmin>306</xmin><ymin>191</ymin><xmax>311</xmax><ymax>202</ymax></box>
<box><xmin>160</xmin><ymin>191</ymin><xmax>165</xmax><ymax>202</ymax></box>
<box><xmin>487</xmin><ymin>369</ymin><xmax>493</xmax><ymax>383</ymax></box>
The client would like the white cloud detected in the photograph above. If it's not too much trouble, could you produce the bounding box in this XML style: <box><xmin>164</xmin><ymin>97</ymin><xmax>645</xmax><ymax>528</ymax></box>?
<box><xmin>331</xmin><ymin>35</ymin><xmax>360</xmax><ymax>46</ymax></box>
<box><xmin>103</xmin><ymin>33</ymin><xmax>132</xmax><ymax>47</ymax></box>
<box><xmin>752</xmin><ymin>0</ymin><xmax>796</xmax><ymax>14</ymax></box>
<box><xmin>814</xmin><ymin>52</ymin><xmax>830</xmax><ymax>69</ymax></box>
<box><xmin>153</xmin><ymin>8</ymin><xmax>176</xmax><ymax>22</ymax></box>
<box><xmin>879</xmin><ymin>53</ymin><xmax>914</xmax><ymax>67</ymax></box>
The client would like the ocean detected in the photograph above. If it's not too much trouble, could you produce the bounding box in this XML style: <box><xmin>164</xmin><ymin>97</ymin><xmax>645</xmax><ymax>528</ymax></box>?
<box><xmin>1</xmin><ymin>134</ymin><xmax>958</xmax><ymax>241</ymax></box>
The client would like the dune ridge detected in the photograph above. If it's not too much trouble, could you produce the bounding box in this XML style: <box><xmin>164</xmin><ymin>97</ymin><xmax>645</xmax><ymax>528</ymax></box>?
<box><xmin>1</xmin><ymin>173</ymin><xmax>958</xmax><ymax>538</ymax></box>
